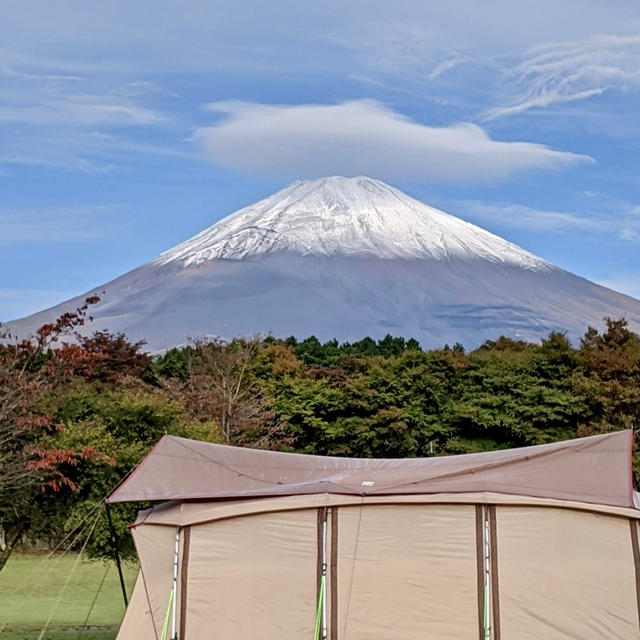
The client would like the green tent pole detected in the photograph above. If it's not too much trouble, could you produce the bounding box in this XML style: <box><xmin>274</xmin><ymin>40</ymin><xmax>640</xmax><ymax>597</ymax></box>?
<box><xmin>160</xmin><ymin>588</ymin><xmax>174</xmax><ymax>640</ymax></box>
<box><xmin>314</xmin><ymin>577</ymin><xmax>325</xmax><ymax>640</ymax></box>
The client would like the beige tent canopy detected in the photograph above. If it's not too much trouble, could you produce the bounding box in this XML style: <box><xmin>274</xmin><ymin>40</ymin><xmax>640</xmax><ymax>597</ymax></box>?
<box><xmin>113</xmin><ymin>430</ymin><xmax>640</xmax><ymax>639</ymax></box>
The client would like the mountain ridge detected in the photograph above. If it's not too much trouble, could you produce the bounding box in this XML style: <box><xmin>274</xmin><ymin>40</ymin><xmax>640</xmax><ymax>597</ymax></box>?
<box><xmin>4</xmin><ymin>176</ymin><xmax>640</xmax><ymax>351</ymax></box>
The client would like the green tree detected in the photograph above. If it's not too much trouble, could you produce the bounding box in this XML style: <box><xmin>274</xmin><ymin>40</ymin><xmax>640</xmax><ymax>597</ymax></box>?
<box><xmin>40</xmin><ymin>386</ymin><xmax>222</xmax><ymax>560</ymax></box>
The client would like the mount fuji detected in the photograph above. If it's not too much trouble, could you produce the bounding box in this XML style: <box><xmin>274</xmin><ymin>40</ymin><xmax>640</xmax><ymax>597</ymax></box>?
<box><xmin>6</xmin><ymin>176</ymin><xmax>640</xmax><ymax>351</ymax></box>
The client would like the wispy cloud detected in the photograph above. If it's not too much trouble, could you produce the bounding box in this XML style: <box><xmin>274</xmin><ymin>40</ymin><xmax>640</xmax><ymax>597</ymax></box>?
<box><xmin>595</xmin><ymin>275</ymin><xmax>640</xmax><ymax>301</ymax></box>
<box><xmin>330</xmin><ymin>11</ymin><xmax>640</xmax><ymax>125</ymax></box>
<box><xmin>456</xmin><ymin>198</ymin><xmax>640</xmax><ymax>240</ymax></box>
<box><xmin>195</xmin><ymin>100</ymin><xmax>591</xmax><ymax>184</ymax></box>
<box><xmin>0</xmin><ymin>101</ymin><xmax>163</xmax><ymax>126</ymax></box>
<box><xmin>0</xmin><ymin>287</ymin><xmax>84</xmax><ymax>322</ymax></box>
<box><xmin>0</xmin><ymin>69</ymin><xmax>190</xmax><ymax>172</ymax></box>
<box><xmin>485</xmin><ymin>32</ymin><xmax>640</xmax><ymax>120</ymax></box>
<box><xmin>0</xmin><ymin>204</ymin><xmax>126</xmax><ymax>244</ymax></box>
<box><xmin>456</xmin><ymin>201</ymin><xmax>603</xmax><ymax>232</ymax></box>
<box><xmin>429</xmin><ymin>56</ymin><xmax>473</xmax><ymax>80</ymax></box>
<box><xmin>0</xmin><ymin>68</ymin><xmax>167</xmax><ymax>126</ymax></box>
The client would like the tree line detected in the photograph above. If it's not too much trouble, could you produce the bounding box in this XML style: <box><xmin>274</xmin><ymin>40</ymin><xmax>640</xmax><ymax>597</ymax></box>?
<box><xmin>1</xmin><ymin>298</ymin><xmax>639</xmax><ymax>568</ymax></box>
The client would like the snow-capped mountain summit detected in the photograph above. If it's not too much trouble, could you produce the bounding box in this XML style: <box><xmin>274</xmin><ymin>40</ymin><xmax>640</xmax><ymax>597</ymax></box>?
<box><xmin>5</xmin><ymin>177</ymin><xmax>640</xmax><ymax>351</ymax></box>
<box><xmin>157</xmin><ymin>176</ymin><xmax>547</xmax><ymax>268</ymax></box>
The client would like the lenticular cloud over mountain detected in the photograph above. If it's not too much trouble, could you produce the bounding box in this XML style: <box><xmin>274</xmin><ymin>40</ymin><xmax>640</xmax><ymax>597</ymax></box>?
<box><xmin>196</xmin><ymin>101</ymin><xmax>591</xmax><ymax>183</ymax></box>
<box><xmin>7</xmin><ymin>177</ymin><xmax>640</xmax><ymax>351</ymax></box>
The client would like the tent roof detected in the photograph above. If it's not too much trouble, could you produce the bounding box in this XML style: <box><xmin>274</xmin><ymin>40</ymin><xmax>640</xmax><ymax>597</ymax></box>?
<box><xmin>107</xmin><ymin>430</ymin><xmax>635</xmax><ymax>508</ymax></box>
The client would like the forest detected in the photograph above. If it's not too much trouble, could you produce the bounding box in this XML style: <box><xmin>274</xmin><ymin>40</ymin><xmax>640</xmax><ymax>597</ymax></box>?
<box><xmin>1</xmin><ymin>297</ymin><xmax>639</xmax><ymax>569</ymax></box>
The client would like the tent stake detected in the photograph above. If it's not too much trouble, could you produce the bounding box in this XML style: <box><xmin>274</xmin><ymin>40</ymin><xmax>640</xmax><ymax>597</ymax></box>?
<box><xmin>105</xmin><ymin>502</ymin><xmax>129</xmax><ymax>607</ymax></box>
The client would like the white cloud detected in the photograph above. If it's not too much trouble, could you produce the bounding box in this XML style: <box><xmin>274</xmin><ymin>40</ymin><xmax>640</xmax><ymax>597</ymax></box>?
<box><xmin>195</xmin><ymin>100</ymin><xmax>591</xmax><ymax>184</ymax></box>
<box><xmin>485</xmin><ymin>32</ymin><xmax>640</xmax><ymax>120</ymax></box>
<box><xmin>429</xmin><ymin>56</ymin><xmax>473</xmax><ymax>80</ymax></box>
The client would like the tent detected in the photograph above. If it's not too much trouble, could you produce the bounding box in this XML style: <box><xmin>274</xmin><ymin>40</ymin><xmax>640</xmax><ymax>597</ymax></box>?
<box><xmin>109</xmin><ymin>429</ymin><xmax>640</xmax><ymax>639</ymax></box>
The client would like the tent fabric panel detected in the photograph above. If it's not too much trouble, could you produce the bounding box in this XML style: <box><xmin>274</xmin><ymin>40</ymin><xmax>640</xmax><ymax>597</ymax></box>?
<box><xmin>336</xmin><ymin>504</ymin><xmax>478</xmax><ymax>639</ymax></box>
<box><xmin>185</xmin><ymin>509</ymin><xmax>317</xmax><ymax>639</ymax></box>
<box><xmin>632</xmin><ymin>520</ymin><xmax>640</xmax><ymax>628</ymax></box>
<box><xmin>131</xmin><ymin>524</ymin><xmax>176</xmax><ymax>636</ymax></box>
<box><xmin>115</xmin><ymin>571</ymin><xmax>156</xmax><ymax>640</ymax></box>
<box><xmin>108</xmin><ymin>430</ymin><xmax>634</xmax><ymax>509</ymax></box>
<box><xmin>497</xmin><ymin>506</ymin><xmax>640</xmax><ymax>639</ymax></box>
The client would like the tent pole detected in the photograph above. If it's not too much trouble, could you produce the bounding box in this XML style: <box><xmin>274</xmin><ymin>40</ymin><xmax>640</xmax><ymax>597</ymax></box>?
<box><xmin>171</xmin><ymin>529</ymin><xmax>180</xmax><ymax>640</ymax></box>
<box><xmin>484</xmin><ymin>513</ymin><xmax>491</xmax><ymax>639</ymax></box>
<box><xmin>322</xmin><ymin>516</ymin><xmax>328</xmax><ymax>640</ymax></box>
<box><xmin>105</xmin><ymin>502</ymin><xmax>128</xmax><ymax>607</ymax></box>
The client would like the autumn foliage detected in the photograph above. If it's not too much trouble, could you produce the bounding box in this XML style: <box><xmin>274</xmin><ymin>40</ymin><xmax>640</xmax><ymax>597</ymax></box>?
<box><xmin>2</xmin><ymin>307</ymin><xmax>640</xmax><ymax>568</ymax></box>
<box><xmin>0</xmin><ymin>298</ymin><xmax>143</xmax><ymax>568</ymax></box>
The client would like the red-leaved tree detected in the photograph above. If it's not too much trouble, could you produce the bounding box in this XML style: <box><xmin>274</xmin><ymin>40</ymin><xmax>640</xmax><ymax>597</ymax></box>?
<box><xmin>0</xmin><ymin>297</ymin><xmax>117</xmax><ymax>571</ymax></box>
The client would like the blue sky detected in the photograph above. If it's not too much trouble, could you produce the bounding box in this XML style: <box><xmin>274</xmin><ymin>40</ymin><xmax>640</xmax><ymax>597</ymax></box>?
<box><xmin>2</xmin><ymin>0</ymin><xmax>640</xmax><ymax>321</ymax></box>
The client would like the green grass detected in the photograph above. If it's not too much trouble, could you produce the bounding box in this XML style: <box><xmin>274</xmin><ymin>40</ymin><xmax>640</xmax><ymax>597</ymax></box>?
<box><xmin>0</xmin><ymin>552</ymin><xmax>138</xmax><ymax>639</ymax></box>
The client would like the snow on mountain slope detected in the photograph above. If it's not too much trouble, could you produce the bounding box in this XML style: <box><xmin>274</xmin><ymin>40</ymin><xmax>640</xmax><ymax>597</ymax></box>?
<box><xmin>5</xmin><ymin>176</ymin><xmax>640</xmax><ymax>352</ymax></box>
<box><xmin>155</xmin><ymin>176</ymin><xmax>548</xmax><ymax>269</ymax></box>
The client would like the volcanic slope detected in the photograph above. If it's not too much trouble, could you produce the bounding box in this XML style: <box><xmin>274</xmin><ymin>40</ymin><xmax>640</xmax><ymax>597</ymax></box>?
<box><xmin>6</xmin><ymin>176</ymin><xmax>640</xmax><ymax>350</ymax></box>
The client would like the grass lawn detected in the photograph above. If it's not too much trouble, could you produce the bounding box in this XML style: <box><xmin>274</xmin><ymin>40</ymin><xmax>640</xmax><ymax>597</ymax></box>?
<box><xmin>0</xmin><ymin>552</ymin><xmax>138</xmax><ymax>639</ymax></box>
